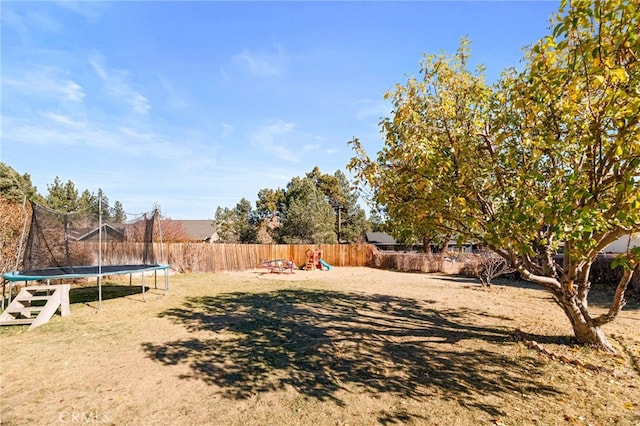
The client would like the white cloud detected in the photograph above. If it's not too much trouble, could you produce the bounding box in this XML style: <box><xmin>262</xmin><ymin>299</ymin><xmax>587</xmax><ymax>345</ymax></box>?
<box><xmin>25</xmin><ymin>8</ymin><xmax>63</xmax><ymax>32</ymax></box>
<box><xmin>3</xmin><ymin>67</ymin><xmax>85</xmax><ymax>103</ymax></box>
<box><xmin>251</xmin><ymin>119</ymin><xmax>324</xmax><ymax>162</ymax></box>
<box><xmin>220</xmin><ymin>123</ymin><xmax>235</xmax><ymax>137</ymax></box>
<box><xmin>252</xmin><ymin>120</ymin><xmax>298</xmax><ymax>162</ymax></box>
<box><xmin>64</xmin><ymin>80</ymin><xmax>85</xmax><ymax>102</ymax></box>
<box><xmin>129</xmin><ymin>92</ymin><xmax>151</xmax><ymax>115</ymax></box>
<box><xmin>255</xmin><ymin>120</ymin><xmax>296</xmax><ymax>139</ymax></box>
<box><xmin>1</xmin><ymin>9</ymin><xmax>29</xmax><ymax>40</ymax></box>
<box><xmin>54</xmin><ymin>1</ymin><xmax>105</xmax><ymax>23</ymax></box>
<box><xmin>2</xmin><ymin>112</ymin><xmax>188</xmax><ymax>161</ymax></box>
<box><xmin>1</xmin><ymin>6</ymin><xmax>62</xmax><ymax>41</ymax></box>
<box><xmin>230</xmin><ymin>45</ymin><xmax>286</xmax><ymax>78</ymax></box>
<box><xmin>157</xmin><ymin>74</ymin><xmax>188</xmax><ymax>110</ymax></box>
<box><xmin>90</xmin><ymin>56</ymin><xmax>151</xmax><ymax>114</ymax></box>
<box><xmin>90</xmin><ymin>58</ymin><xmax>108</xmax><ymax>80</ymax></box>
<box><xmin>4</xmin><ymin>113</ymin><xmax>122</xmax><ymax>150</ymax></box>
<box><xmin>44</xmin><ymin>112</ymin><xmax>87</xmax><ymax>128</ymax></box>
<box><xmin>119</xmin><ymin>127</ymin><xmax>152</xmax><ymax>140</ymax></box>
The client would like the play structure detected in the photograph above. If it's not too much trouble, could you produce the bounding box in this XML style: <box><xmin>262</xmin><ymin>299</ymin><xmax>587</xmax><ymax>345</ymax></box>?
<box><xmin>259</xmin><ymin>259</ymin><xmax>296</xmax><ymax>274</ymax></box>
<box><xmin>1</xmin><ymin>200</ymin><xmax>169</xmax><ymax>330</ymax></box>
<box><xmin>304</xmin><ymin>249</ymin><xmax>332</xmax><ymax>271</ymax></box>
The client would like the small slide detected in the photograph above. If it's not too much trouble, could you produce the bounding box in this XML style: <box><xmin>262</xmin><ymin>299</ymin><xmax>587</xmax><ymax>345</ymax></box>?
<box><xmin>318</xmin><ymin>259</ymin><xmax>332</xmax><ymax>270</ymax></box>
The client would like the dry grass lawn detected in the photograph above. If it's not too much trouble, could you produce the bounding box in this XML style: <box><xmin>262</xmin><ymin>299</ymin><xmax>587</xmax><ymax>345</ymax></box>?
<box><xmin>1</xmin><ymin>267</ymin><xmax>639</xmax><ymax>425</ymax></box>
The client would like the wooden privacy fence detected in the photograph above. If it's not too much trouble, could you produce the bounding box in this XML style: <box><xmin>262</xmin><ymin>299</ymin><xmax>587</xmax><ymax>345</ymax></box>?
<box><xmin>80</xmin><ymin>242</ymin><xmax>376</xmax><ymax>273</ymax></box>
<box><xmin>70</xmin><ymin>243</ymin><xmax>465</xmax><ymax>275</ymax></box>
<box><xmin>63</xmin><ymin>243</ymin><xmax>640</xmax><ymax>295</ymax></box>
<box><xmin>66</xmin><ymin>243</ymin><xmax>477</xmax><ymax>277</ymax></box>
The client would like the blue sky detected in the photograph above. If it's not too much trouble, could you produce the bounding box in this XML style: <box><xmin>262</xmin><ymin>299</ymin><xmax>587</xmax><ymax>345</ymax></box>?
<box><xmin>1</xmin><ymin>1</ymin><xmax>559</xmax><ymax>219</ymax></box>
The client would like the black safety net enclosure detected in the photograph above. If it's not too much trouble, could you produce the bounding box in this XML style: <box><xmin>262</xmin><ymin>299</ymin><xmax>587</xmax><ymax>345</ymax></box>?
<box><xmin>22</xmin><ymin>201</ymin><xmax>158</xmax><ymax>274</ymax></box>
<box><xmin>2</xmin><ymin>201</ymin><xmax>169</xmax><ymax>311</ymax></box>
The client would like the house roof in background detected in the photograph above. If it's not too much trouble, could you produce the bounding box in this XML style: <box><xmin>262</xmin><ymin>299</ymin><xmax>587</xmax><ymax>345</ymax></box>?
<box><xmin>365</xmin><ymin>232</ymin><xmax>397</xmax><ymax>245</ymax></box>
<box><xmin>176</xmin><ymin>220</ymin><xmax>215</xmax><ymax>241</ymax></box>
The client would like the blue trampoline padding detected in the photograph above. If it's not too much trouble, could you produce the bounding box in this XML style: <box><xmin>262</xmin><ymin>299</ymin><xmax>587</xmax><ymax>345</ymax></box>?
<box><xmin>2</xmin><ymin>264</ymin><xmax>169</xmax><ymax>282</ymax></box>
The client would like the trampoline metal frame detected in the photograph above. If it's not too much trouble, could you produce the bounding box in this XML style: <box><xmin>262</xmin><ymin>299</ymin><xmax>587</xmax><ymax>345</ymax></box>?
<box><xmin>2</xmin><ymin>264</ymin><xmax>170</xmax><ymax>309</ymax></box>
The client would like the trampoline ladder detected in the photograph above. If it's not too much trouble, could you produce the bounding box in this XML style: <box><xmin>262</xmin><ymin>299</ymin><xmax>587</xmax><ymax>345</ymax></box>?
<box><xmin>0</xmin><ymin>285</ymin><xmax>70</xmax><ymax>330</ymax></box>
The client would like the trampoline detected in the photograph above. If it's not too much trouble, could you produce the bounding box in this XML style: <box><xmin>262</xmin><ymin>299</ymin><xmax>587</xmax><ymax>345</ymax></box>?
<box><xmin>3</xmin><ymin>264</ymin><xmax>169</xmax><ymax>281</ymax></box>
<box><xmin>2</xmin><ymin>200</ymin><xmax>170</xmax><ymax>310</ymax></box>
<box><xmin>2</xmin><ymin>264</ymin><xmax>169</xmax><ymax>307</ymax></box>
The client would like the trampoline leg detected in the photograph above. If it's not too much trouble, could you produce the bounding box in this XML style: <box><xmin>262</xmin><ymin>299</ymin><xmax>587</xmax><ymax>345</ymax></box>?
<box><xmin>164</xmin><ymin>268</ymin><xmax>169</xmax><ymax>295</ymax></box>
<box><xmin>141</xmin><ymin>273</ymin><xmax>146</xmax><ymax>302</ymax></box>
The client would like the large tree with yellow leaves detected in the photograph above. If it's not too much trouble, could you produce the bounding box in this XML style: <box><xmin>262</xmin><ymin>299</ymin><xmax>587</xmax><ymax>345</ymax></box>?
<box><xmin>349</xmin><ymin>0</ymin><xmax>639</xmax><ymax>352</ymax></box>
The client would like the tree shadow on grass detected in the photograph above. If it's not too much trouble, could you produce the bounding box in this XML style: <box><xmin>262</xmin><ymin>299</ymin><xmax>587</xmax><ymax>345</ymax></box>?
<box><xmin>142</xmin><ymin>289</ymin><xmax>559</xmax><ymax>422</ymax></box>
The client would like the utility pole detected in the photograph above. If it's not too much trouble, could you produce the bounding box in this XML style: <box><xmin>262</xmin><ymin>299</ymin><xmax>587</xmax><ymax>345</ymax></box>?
<box><xmin>337</xmin><ymin>207</ymin><xmax>342</xmax><ymax>242</ymax></box>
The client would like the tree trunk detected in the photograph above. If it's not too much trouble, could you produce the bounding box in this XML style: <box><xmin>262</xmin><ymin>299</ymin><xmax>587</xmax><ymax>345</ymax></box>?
<box><xmin>422</xmin><ymin>235</ymin><xmax>431</xmax><ymax>254</ymax></box>
<box><xmin>512</xmin><ymin>254</ymin><xmax>631</xmax><ymax>355</ymax></box>
<box><xmin>556</xmin><ymin>294</ymin><xmax>616</xmax><ymax>353</ymax></box>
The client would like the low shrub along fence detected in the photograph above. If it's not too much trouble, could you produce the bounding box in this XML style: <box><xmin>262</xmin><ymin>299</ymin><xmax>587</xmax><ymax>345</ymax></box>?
<box><xmin>588</xmin><ymin>255</ymin><xmax>640</xmax><ymax>297</ymax></box>
<box><xmin>370</xmin><ymin>251</ymin><xmax>639</xmax><ymax>297</ymax></box>
<box><xmin>369</xmin><ymin>250</ymin><xmax>465</xmax><ymax>275</ymax></box>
